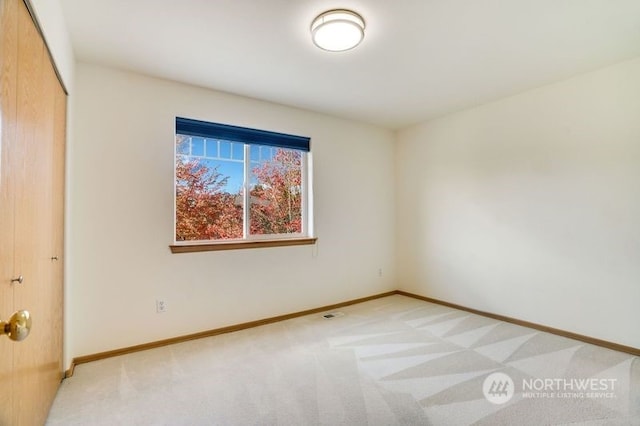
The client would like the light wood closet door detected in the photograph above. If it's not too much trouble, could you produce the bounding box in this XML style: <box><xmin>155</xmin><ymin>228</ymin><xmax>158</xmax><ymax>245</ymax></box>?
<box><xmin>0</xmin><ymin>0</ymin><xmax>19</xmax><ymax>423</ymax></box>
<box><xmin>0</xmin><ymin>0</ymin><xmax>66</xmax><ymax>424</ymax></box>
<box><xmin>51</xmin><ymin>40</ymin><xmax>66</xmax><ymax>387</ymax></box>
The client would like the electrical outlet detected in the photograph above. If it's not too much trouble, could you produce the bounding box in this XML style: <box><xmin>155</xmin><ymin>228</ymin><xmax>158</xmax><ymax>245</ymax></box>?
<box><xmin>156</xmin><ymin>299</ymin><xmax>167</xmax><ymax>313</ymax></box>
<box><xmin>378</xmin><ymin>268</ymin><xmax>383</xmax><ymax>277</ymax></box>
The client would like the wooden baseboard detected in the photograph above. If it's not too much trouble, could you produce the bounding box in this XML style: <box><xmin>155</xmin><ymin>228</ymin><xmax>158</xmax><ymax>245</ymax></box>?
<box><xmin>63</xmin><ymin>289</ymin><xmax>638</xmax><ymax>378</ymax></box>
<box><xmin>397</xmin><ymin>290</ymin><xmax>640</xmax><ymax>357</ymax></box>
<box><xmin>64</xmin><ymin>362</ymin><xmax>75</xmax><ymax>379</ymax></box>
<box><xmin>64</xmin><ymin>290</ymin><xmax>397</xmax><ymax>377</ymax></box>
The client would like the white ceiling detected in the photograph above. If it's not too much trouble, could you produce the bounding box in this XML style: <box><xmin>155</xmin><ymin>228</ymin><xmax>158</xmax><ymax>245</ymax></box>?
<box><xmin>59</xmin><ymin>0</ymin><xmax>640</xmax><ymax>129</ymax></box>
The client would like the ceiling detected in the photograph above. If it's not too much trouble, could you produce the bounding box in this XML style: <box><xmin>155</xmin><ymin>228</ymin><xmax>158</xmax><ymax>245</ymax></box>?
<box><xmin>59</xmin><ymin>0</ymin><xmax>640</xmax><ymax>129</ymax></box>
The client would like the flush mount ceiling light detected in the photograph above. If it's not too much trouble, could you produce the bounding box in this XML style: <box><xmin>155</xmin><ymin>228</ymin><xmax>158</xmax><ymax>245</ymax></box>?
<box><xmin>311</xmin><ymin>9</ymin><xmax>365</xmax><ymax>52</ymax></box>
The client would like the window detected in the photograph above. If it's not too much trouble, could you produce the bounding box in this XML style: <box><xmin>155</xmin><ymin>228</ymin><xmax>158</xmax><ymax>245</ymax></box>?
<box><xmin>172</xmin><ymin>117</ymin><xmax>314</xmax><ymax>252</ymax></box>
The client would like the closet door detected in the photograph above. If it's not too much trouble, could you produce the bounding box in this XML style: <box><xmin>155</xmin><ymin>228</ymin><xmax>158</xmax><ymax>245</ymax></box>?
<box><xmin>51</xmin><ymin>42</ymin><xmax>66</xmax><ymax>382</ymax></box>
<box><xmin>1</xmin><ymin>0</ymin><xmax>66</xmax><ymax>424</ymax></box>
<box><xmin>0</xmin><ymin>0</ymin><xmax>19</xmax><ymax>423</ymax></box>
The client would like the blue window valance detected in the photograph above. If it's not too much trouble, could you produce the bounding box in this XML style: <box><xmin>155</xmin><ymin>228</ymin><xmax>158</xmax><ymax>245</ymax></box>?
<box><xmin>176</xmin><ymin>117</ymin><xmax>310</xmax><ymax>152</ymax></box>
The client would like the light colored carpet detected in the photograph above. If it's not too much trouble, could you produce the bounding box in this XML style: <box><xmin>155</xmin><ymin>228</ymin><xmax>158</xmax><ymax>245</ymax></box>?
<box><xmin>47</xmin><ymin>295</ymin><xmax>639</xmax><ymax>425</ymax></box>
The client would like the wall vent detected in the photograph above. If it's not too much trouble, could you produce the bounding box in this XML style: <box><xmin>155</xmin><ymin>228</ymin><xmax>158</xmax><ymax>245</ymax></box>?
<box><xmin>322</xmin><ymin>312</ymin><xmax>345</xmax><ymax>319</ymax></box>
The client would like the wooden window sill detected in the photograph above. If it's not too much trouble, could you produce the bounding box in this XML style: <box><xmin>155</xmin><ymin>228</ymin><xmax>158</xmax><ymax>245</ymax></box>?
<box><xmin>170</xmin><ymin>237</ymin><xmax>317</xmax><ymax>253</ymax></box>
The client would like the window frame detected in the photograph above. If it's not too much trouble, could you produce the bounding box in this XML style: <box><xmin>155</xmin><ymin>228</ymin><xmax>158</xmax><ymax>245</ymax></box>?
<box><xmin>171</xmin><ymin>118</ymin><xmax>315</xmax><ymax>253</ymax></box>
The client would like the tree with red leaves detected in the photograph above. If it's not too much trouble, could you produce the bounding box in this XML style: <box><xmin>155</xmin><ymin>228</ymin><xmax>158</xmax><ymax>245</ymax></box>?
<box><xmin>175</xmin><ymin>138</ymin><xmax>242</xmax><ymax>240</ymax></box>
<box><xmin>250</xmin><ymin>149</ymin><xmax>302</xmax><ymax>235</ymax></box>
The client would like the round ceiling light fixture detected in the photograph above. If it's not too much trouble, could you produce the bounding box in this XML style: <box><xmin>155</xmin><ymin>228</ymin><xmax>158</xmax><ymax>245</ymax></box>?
<box><xmin>311</xmin><ymin>9</ymin><xmax>365</xmax><ymax>52</ymax></box>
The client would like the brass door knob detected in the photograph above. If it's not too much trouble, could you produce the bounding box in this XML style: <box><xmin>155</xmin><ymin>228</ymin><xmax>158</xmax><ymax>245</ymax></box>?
<box><xmin>1</xmin><ymin>310</ymin><xmax>32</xmax><ymax>342</ymax></box>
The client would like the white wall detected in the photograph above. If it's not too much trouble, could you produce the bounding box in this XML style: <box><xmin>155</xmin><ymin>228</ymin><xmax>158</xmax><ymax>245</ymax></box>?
<box><xmin>68</xmin><ymin>63</ymin><xmax>396</xmax><ymax>363</ymax></box>
<box><xmin>28</xmin><ymin>0</ymin><xmax>74</xmax><ymax>91</ymax></box>
<box><xmin>396</xmin><ymin>57</ymin><xmax>640</xmax><ymax>349</ymax></box>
